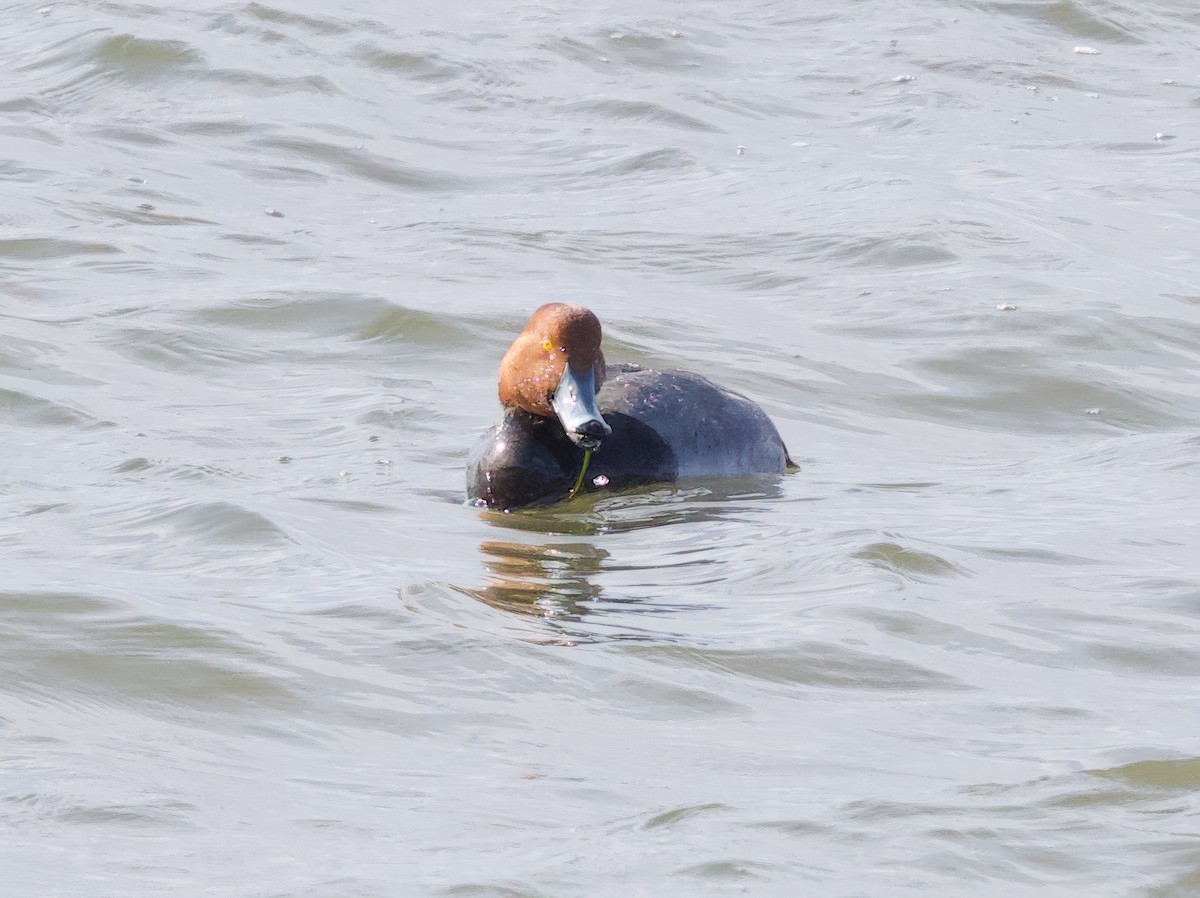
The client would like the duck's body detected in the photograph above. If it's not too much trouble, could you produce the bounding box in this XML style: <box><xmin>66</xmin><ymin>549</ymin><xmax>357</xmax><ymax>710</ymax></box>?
<box><xmin>467</xmin><ymin>305</ymin><xmax>792</xmax><ymax>511</ymax></box>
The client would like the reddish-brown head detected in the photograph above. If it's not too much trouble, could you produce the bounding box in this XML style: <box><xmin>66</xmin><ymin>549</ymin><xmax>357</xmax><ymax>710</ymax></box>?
<box><xmin>498</xmin><ymin>304</ymin><xmax>606</xmax><ymax>416</ymax></box>
<box><xmin>497</xmin><ymin>304</ymin><xmax>611</xmax><ymax>448</ymax></box>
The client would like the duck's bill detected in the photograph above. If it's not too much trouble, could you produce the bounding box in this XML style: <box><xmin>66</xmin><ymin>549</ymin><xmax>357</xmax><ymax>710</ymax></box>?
<box><xmin>551</xmin><ymin>365</ymin><xmax>612</xmax><ymax>450</ymax></box>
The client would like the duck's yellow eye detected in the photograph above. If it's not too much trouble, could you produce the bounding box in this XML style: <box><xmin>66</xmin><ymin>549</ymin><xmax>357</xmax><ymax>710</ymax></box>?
<box><xmin>542</xmin><ymin>339</ymin><xmax>553</xmax><ymax>351</ymax></box>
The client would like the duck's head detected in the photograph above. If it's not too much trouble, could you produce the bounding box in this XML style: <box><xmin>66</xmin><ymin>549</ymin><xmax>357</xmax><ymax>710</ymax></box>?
<box><xmin>498</xmin><ymin>303</ymin><xmax>612</xmax><ymax>450</ymax></box>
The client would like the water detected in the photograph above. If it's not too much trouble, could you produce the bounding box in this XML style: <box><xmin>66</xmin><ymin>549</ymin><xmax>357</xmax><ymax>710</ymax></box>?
<box><xmin>3</xmin><ymin>0</ymin><xmax>1200</xmax><ymax>894</ymax></box>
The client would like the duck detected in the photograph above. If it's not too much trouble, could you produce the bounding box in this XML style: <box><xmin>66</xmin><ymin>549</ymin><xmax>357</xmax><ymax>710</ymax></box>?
<box><xmin>467</xmin><ymin>303</ymin><xmax>793</xmax><ymax>510</ymax></box>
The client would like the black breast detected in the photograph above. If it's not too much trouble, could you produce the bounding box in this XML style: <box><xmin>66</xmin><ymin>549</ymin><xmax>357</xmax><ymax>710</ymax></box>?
<box><xmin>466</xmin><ymin>407</ymin><xmax>677</xmax><ymax>510</ymax></box>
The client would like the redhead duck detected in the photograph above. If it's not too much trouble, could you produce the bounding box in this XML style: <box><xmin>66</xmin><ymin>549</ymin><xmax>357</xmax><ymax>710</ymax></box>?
<box><xmin>467</xmin><ymin>303</ymin><xmax>793</xmax><ymax>510</ymax></box>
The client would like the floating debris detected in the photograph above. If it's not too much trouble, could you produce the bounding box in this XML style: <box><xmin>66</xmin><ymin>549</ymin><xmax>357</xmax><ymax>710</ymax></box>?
<box><xmin>593</xmin><ymin>474</ymin><xmax>610</xmax><ymax>487</ymax></box>
<box><xmin>1085</xmin><ymin>408</ymin><xmax>1101</xmax><ymax>415</ymax></box>
<box><xmin>1163</xmin><ymin>79</ymin><xmax>1177</xmax><ymax>85</ymax></box>
<box><xmin>1155</xmin><ymin>132</ymin><xmax>1176</xmax><ymax>141</ymax></box>
<box><xmin>894</xmin><ymin>75</ymin><xmax>915</xmax><ymax>83</ymax></box>
<box><xmin>264</xmin><ymin>207</ymin><xmax>284</xmax><ymax>218</ymax></box>
<box><xmin>1087</xmin><ymin>92</ymin><xmax>1100</xmax><ymax>98</ymax></box>
<box><xmin>997</xmin><ymin>303</ymin><xmax>1019</xmax><ymax>311</ymax></box>
<box><xmin>1074</xmin><ymin>46</ymin><xmax>1101</xmax><ymax>55</ymax></box>
<box><xmin>736</xmin><ymin>145</ymin><xmax>746</xmax><ymax>155</ymax></box>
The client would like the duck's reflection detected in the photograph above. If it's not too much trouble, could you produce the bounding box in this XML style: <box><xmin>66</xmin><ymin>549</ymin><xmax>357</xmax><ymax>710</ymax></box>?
<box><xmin>469</xmin><ymin>538</ymin><xmax>608</xmax><ymax>618</ymax></box>
<box><xmin>464</xmin><ymin>476</ymin><xmax>792</xmax><ymax>620</ymax></box>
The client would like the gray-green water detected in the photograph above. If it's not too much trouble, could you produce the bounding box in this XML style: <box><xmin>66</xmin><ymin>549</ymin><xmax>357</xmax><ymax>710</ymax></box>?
<box><xmin>3</xmin><ymin>0</ymin><xmax>1200</xmax><ymax>895</ymax></box>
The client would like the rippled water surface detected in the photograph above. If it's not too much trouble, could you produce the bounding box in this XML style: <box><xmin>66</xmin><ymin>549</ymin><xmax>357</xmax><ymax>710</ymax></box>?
<box><xmin>4</xmin><ymin>0</ymin><xmax>1200</xmax><ymax>894</ymax></box>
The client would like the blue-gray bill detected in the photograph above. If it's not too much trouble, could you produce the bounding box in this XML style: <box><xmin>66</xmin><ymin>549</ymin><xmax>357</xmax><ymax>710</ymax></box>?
<box><xmin>551</xmin><ymin>364</ymin><xmax>611</xmax><ymax>450</ymax></box>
